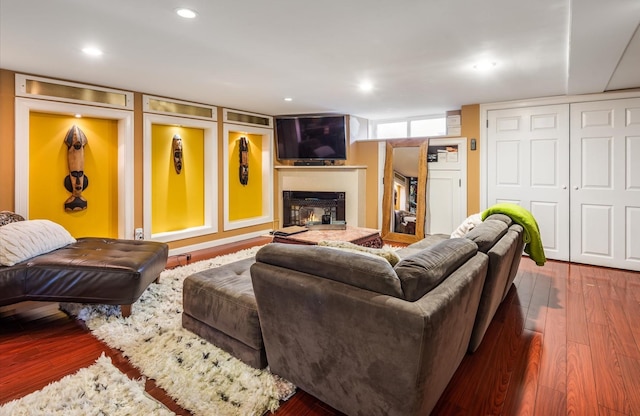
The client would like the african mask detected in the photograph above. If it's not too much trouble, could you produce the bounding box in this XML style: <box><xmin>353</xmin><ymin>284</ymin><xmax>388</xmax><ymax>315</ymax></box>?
<box><xmin>172</xmin><ymin>135</ymin><xmax>183</xmax><ymax>174</ymax></box>
<box><xmin>239</xmin><ymin>136</ymin><xmax>249</xmax><ymax>185</ymax></box>
<box><xmin>63</xmin><ymin>125</ymin><xmax>89</xmax><ymax>211</ymax></box>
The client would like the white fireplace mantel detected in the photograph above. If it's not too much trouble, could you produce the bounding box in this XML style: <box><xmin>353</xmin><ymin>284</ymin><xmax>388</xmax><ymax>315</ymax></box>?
<box><xmin>275</xmin><ymin>166</ymin><xmax>367</xmax><ymax>227</ymax></box>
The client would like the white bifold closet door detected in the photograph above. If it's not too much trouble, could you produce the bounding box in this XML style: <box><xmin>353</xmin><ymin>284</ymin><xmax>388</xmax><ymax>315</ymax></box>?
<box><xmin>569</xmin><ymin>98</ymin><xmax>640</xmax><ymax>271</ymax></box>
<box><xmin>487</xmin><ymin>104</ymin><xmax>570</xmax><ymax>261</ymax></box>
<box><xmin>488</xmin><ymin>98</ymin><xmax>640</xmax><ymax>270</ymax></box>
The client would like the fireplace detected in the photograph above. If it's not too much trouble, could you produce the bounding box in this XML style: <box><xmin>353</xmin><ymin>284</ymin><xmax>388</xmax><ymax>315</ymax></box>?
<box><xmin>282</xmin><ymin>191</ymin><xmax>346</xmax><ymax>226</ymax></box>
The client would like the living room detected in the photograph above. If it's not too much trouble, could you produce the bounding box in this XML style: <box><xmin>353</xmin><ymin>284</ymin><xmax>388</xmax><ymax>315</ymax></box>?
<box><xmin>1</xmin><ymin>1</ymin><xmax>640</xmax><ymax>415</ymax></box>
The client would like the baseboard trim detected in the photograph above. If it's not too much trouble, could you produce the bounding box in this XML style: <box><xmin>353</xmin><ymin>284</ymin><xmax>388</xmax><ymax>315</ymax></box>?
<box><xmin>167</xmin><ymin>230</ymin><xmax>271</xmax><ymax>256</ymax></box>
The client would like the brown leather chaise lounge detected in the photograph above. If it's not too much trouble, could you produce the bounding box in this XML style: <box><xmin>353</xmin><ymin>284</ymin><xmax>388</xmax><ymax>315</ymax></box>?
<box><xmin>0</xmin><ymin>215</ymin><xmax>168</xmax><ymax>317</ymax></box>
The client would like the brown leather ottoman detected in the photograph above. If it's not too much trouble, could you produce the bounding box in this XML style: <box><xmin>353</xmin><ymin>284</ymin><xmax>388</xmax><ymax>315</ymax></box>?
<box><xmin>181</xmin><ymin>257</ymin><xmax>266</xmax><ymax>369</ymax></box>
<box><xmin>0</xmin><ymin>238</ymin><xmax>169</xmax><ymax>317</ymax></box>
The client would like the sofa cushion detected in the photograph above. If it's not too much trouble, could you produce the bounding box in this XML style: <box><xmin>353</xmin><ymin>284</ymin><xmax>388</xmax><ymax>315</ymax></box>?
<box><xmin>0</xmin><ymin>220</ymin><xmax>76</xmax><ymax>266</ymax></box>
<box><xmin>464</xmin><ymin>219</ymin><xmax>508</xmax><ymax>253</ymax></box>
<box><xmin>394</xmin><ymin>238</ymin><xmax>478</xmax><ymax>301</ymax></box>
<box><xmin>183</xmin><ymin>258</ymin><xmax>263</xmax><ymax>352</ymax></box>
<box><xmin>396</xmin><ymin>234</ymin><xmax>450</xmax><ymax>259</ymax></box>
<box><xmin>317</xmin><ymin>240</ymin><xmax>401</xmax><ymax>265</ymax></box>
<box><xmin>484</xmin><ymin>213</ymin><xmax>513</xmax><ymax>227</ymax></box>
<box><xmin>255</xmin><ymin>243</ymin><xmax>404</xmax><ymax>298</ymax></box>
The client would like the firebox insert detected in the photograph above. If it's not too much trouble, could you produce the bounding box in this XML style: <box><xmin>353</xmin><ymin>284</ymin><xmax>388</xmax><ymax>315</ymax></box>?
<box><xmin>282</xmin><ymin>191</ymin><xmax>346</xmax><ymax>227</ymax></box>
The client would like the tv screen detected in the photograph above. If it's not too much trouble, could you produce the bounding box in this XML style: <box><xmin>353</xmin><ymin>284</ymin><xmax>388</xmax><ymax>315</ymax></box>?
<box><xmin>275</xmin><ymin>115</ymin><xmax>347</xmax><ymax>160</ymax></box>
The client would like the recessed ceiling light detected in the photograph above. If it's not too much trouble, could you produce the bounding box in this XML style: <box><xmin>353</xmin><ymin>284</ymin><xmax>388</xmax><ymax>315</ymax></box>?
<box><xmin>82</xmin><ymin>46</ymin><xmax>103</xmax><ymax>56</ymax></box>
<box><xmin>473</xmin><ymin>61</ymin><xmax>497</xmax><ymax>70</ymax></box>
<box><xmin>176</xmin><ymin>8</ymin><xmax>197</xmax><ymax>18</ymax></box>
<box><xmin>284</xmin><ymin>97</ymin><xmax>293</xmax><ymax>102</ymax></box>
<box><xmin>359</xmin><ymin>81</ymin><xmax>373</xmax><ymax>92</ymax></box>
<box><xmin>74</xmin><ymin>113</ymin><xmax>82</xmax><ymax>118</ymax></box>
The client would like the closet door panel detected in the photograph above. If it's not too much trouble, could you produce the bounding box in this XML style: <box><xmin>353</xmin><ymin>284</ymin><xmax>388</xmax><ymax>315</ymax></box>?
<box><xmin>570</xmin><ymin>98</ymin><xmax>640</xmax><ymax>271</ymax></box>
<box><xmin>531</xmin><ymin>201</ymin><xmax>560</xmax><ymax>254</ymax></box>
<box><xmin>488</xmin><ymin>104</ymin><xmax>570</xmax><ymax>261</ymax></box>
<box><xmin>425</xmin><ymin>170</ymin><xmax>461</xmax><ymax>235</ymax></box>
<box><xmin>628</xmin><ymin>207</ymin><xmax>640</xmax><ymax>262</ymax></box>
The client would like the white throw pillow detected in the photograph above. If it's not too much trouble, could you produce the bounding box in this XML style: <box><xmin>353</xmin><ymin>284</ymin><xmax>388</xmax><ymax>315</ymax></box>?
<box><xmin>318</xmin><ymin>240</ymin><xmax>401</xmax><ymax>266</ymax></box>
<box><xmin>0</xmin><ymin>219</ymin><xmax>76</xmax><ymax>266</ymax></box>
<box><xmin>450</xmin><ymin>213</ymin><xmax>483</xmax><ymax>238</ymax></box>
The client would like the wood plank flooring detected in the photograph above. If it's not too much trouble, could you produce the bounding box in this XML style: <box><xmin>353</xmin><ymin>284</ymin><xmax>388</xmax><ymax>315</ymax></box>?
<box><xmin>1</xmin><ymin>239</ymin><xmax>639</xmax><ymax>415</ymax></box>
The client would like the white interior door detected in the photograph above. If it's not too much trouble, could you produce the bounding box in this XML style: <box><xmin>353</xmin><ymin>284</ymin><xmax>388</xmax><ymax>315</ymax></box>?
<box><xmin>424</xmin><ymin>137</ymin><xmax>467</xmax><ymax>235</ymax></box>
<box><xmin>570</xmin><ymin>98</ymin><xmax>640</xmax><ymax>271</ymax></box>
<box><xmin>487</xmin><ymin>105</ymin><xmax>570</xmax><ymax>261</ymax></box>
<box><xmin>425</xmin><ymin>170</ymin><xmax>462</xmax><ymax>235</ymax></box>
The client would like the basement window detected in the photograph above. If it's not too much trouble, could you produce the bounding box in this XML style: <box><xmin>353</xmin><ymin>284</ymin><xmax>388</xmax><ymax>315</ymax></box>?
<box><xmin>373</xmin><ymin>115</ymin><xmax>446</xmax><ymax>139</ymax></box>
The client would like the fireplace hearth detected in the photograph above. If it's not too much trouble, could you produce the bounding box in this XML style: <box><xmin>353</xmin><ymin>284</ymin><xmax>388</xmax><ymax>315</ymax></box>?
<box><xmin>282</xmin><ymin>191</ymin><xmax>346</xmax><ymax>226</ymax></box>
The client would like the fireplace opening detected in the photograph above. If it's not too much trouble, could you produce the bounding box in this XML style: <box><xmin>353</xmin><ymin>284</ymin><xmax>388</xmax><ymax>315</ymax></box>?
<box><xmin>282</xmin><ymin>191</ymin><xmax>346</xmax><ymax>226</ymax></box>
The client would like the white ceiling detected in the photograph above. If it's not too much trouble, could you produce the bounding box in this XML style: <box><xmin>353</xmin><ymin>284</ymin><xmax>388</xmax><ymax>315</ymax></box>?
<box><xmin>1</xmin><ymin>0</ymin><xmax>639</xmax><ymax>120</ymax></box>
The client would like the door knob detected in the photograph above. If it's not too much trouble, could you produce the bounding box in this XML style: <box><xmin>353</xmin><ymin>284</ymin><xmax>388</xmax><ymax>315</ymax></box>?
<box><xmin>562</xmin><ymin>185</ymin><xmax>567</xmax><ymax>189</ymax></box>
<box><xmin>573</xmin><ymin>186</ymin><xmax>579</xmax><ymax>190</ymax></box>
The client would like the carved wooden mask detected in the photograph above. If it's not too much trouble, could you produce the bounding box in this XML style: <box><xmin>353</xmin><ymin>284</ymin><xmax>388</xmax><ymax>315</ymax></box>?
<box><xmin>239</xmin><ymin>136</ymin><xmax>249</xmax><ymax>185</ymax></box>
<box><xmin>172</xmin><ymin>135</ymin><xmax>183</xmax><ymax>174</ymax></box>
<box><xmin>63</xmin><ymin>125</ymin><xmax>89</xmax><ymax>211</ymax></box>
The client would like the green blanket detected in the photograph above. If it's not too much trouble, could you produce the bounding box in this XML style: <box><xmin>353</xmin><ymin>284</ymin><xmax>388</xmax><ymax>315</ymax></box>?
<box><xmin>482</xmin><ymin>203</ymin><xmax>546</xmax><ymax>266</ymax></box>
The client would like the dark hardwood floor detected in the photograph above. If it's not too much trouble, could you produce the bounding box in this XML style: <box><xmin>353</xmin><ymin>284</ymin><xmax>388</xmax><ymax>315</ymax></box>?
<box><xmin>1</xmin><ymin>238</ymin><xmax>639</xmax><ymax>415</ymax></box>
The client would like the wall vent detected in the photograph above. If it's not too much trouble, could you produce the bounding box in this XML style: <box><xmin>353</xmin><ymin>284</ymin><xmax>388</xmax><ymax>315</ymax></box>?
<box><xmin>15</xmin><ymin>74</ymin><xmax>133</xmax><ymax>110</ymax></box>
<box><xmin>144</xmin><ymin>96</ymin><xmax>216</xmax><ymax>120</ymax></box>
<box><xmin>223</xmin><ymin>109</ymin><xmax>272</xmax><ymax>128</ymax></box>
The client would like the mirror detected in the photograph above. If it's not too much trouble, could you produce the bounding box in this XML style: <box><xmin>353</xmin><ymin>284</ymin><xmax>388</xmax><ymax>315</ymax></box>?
<box><xmin>381</xmin><ymin>139</ymin><xmax>428</xmax><ymax>244</ymax></box>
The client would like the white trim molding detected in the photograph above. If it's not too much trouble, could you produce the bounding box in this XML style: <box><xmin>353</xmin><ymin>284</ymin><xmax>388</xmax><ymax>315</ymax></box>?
<box><xmin>143</xmin><ymin>113</ymin><xmax>218</xmax><ymax>242</ymax></box>
<box><xmin>222</xmin><ymin>123</ymin><xmax>274</xmax><ymax>231</ymax></box>
<box><xmin>168</xmin><ymin>229</ymin><xmax>270</xmax><ymax>256</ymax></box>
<box><xmin>222</xmin><ymin>108</ymin><xmax>273</xmax><ymax>128</ymax></box>
<box><xmin>15</xmin><ymin>74</ymin><xmax>134</xmax><ymax>110</ymax></box>
<box><xmin>142</xmin><ymin>95</ymin><xmax>217</xmax><ymax>122</ymax></box>
<box><xmin>14</xmin><ymin>97</ymin><xmax>134</xmax><ymax>238</ymax></box>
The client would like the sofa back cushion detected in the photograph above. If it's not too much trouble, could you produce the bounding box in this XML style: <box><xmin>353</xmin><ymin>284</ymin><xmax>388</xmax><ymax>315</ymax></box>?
<box><xmin>255</xmin><ymin>243</ymin><xmax>405</xmax><ymax>298</ymax></box>
<box><xmin>484</xmin><ymin>213</ymin><xmax>513</xmax><ymax>227</ymax></box>
<box><xmin>394</xmin><ymin>238</ymin><xmax>478</xmax><ymax>301</ymax></box>
<box><xmin>464</xmin><ymin>219</ymin><xmax>508</xmax><ymax>253</ymax></box>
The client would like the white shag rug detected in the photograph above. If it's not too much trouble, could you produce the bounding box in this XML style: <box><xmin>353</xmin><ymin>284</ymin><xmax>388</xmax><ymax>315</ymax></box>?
<box><xmin>0</xmin><ymin>353</ymin><xmax>174</xmax><ymax>416</ymax></box>
<box><xmin>60</xmin><ymin>246</ymin><xmax>296</xmax><ymax>416</ymax></box>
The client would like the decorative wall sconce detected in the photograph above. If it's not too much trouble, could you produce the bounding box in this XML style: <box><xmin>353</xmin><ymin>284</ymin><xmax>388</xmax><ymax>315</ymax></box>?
<box><xmin>172</xmin><ymin>134</ymin><xmax>183</xmax><ymax>174</ymax></box>
<box><xmin>239</xmin><ymin>136</ymin><xmax>249</xmax><ymax>185</ymax></box>
<box><xmin>63</xmin><ymin>125</ymin><xmax>89</xmax><ymax>211</ymax></box>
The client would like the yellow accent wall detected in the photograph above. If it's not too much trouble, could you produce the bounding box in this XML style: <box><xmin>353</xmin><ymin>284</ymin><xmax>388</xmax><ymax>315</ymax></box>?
<box><xmin>151</xmin><ymin>124</ymin><xmax>204</xmax><ymax>233</ymax></box>
<box><xmin>29</xmin><ymin>112</ymin><xmax>119</xmax><ymax>238</ymax></box>
<box><xmin>228</xmin><ymin>132</ymin><xmax>263</xmax><ymax>220</ymax></box>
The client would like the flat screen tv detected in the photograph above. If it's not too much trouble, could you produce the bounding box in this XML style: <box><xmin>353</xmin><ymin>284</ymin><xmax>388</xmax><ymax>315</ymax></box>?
<box><xmin>275</xmin><ymin>115</ymin><xmax>347</xmax><ymax>161</ymax></box>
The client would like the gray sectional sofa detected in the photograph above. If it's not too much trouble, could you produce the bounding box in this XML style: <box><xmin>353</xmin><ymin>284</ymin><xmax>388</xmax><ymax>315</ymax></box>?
<box><xmin>398</xmin><ymin>213</ymin><xmax>525</xmax><ymax>352</ymax></box>
<box><xmin>251</xmin><ymin>239</ymin><xmax>486</xmax><ymax>416</ymax></box>
<box><xmin>249</xmin><ymin>213</ymin><xmax>524</xmax><ymax>416</ymax></box>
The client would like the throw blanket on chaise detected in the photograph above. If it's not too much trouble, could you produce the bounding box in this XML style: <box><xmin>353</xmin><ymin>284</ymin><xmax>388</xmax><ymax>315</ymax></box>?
<box><xmin>482</xmin><ymin>203</ymin><xmax>546</xmax><ymax>266</ymax></box>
